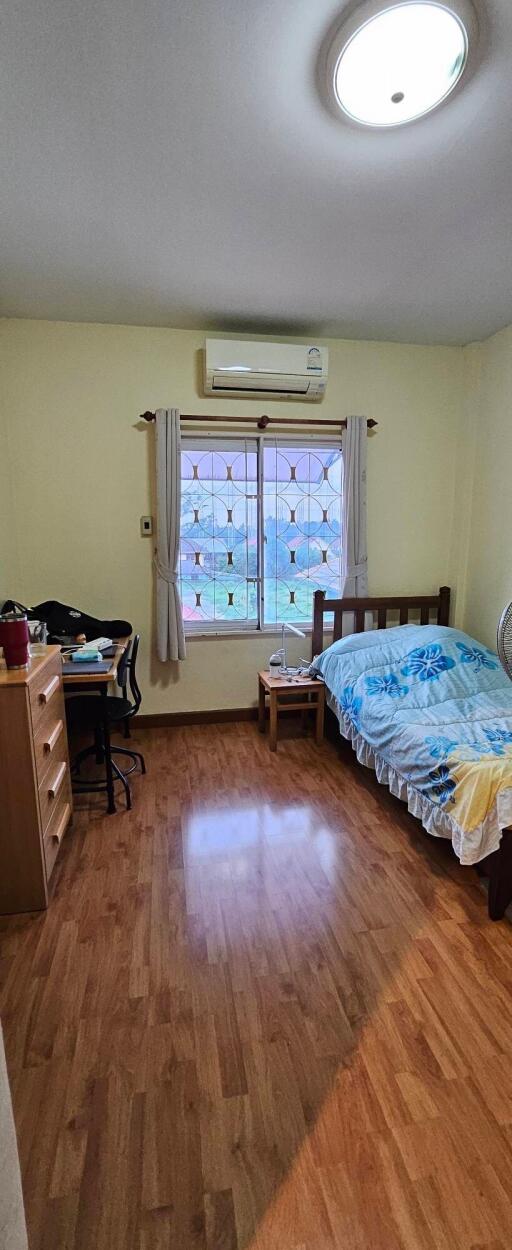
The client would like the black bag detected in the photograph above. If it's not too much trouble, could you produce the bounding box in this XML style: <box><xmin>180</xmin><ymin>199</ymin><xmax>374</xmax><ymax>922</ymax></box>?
<box><xmin>1</xmin><ymin>599</ymin><xmax>132</xmax><ymax>643</ymax></box>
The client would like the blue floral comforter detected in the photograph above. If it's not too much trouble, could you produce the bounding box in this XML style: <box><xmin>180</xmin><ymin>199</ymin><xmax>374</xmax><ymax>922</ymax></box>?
<box><xmin>314</xmin><ymin>624</ymin><xmax>512</xmax><ymax>864</ymax></box>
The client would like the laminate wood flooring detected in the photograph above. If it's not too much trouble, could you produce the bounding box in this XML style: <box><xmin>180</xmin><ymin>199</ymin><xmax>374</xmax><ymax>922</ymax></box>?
<box><xmin>2</xmin><ymin>722</ymin><xmax>512</xmax><ymax>1250</ymax></box>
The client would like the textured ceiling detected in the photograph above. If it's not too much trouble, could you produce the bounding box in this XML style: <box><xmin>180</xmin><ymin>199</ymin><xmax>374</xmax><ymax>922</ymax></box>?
<box><xmin>1</xmin><ymin>0</ymin><xmax>512</xmax><ymax>344</ymax></box>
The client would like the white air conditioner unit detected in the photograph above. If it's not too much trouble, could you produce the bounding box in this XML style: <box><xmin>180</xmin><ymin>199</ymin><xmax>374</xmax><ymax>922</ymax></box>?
<box><xmin>204</xmin><ymin>339</ymin><xmax>328</xmax><ymax>401</ymax></box>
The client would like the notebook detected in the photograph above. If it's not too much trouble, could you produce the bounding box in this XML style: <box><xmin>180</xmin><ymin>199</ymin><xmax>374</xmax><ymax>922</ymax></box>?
<box><xmin>62</xmin><ymin>661</ymin><xmax>111</xmax><ymax>675</ymax></box>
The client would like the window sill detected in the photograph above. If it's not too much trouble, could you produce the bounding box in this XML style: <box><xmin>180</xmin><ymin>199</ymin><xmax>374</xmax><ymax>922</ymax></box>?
<box><xmin>185</xmin><ymin>625</ymin><xmax>313</xmax><ymax>642</ymax></box>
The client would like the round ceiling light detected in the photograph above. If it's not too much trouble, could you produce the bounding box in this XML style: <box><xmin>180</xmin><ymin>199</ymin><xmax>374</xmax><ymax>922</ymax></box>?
<box><xmin>328</xmin><ymin>1</ymin><xmax>474</xmax><ymax>128</ymax></box>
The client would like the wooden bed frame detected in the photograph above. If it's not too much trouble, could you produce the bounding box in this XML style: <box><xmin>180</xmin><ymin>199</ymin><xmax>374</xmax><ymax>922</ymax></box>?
<box><xmin>312</xmin><ymin>585</ymin><xmax>512</xmax><ymax>921</ymax></box>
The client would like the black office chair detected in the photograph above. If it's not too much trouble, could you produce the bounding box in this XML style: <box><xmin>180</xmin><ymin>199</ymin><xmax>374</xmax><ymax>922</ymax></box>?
<box><xmin>65</xmin><ymin>635</ymin><xmax>146</xmax><ymax>811</ymax></box>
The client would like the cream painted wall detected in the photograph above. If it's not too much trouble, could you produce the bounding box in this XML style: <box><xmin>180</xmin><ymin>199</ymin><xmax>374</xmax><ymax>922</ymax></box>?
<box><xmin>462</xmin><ymin>325</ymin><xmax>512</xmax><ymax>649</ymax></box>
<box><xmin>447</xmin><ymin>340</ymin><xmax>482</xmax><ymax>630</ymax></box>
<box><xmin>0</xmin><ymin>319</ymin><xmax>464</xmax><ymax>712</ymax></box>
<box><xmin>0</xmin><ymin>406</ymin><xmax>19</xmax><ymax>605</ymax></box>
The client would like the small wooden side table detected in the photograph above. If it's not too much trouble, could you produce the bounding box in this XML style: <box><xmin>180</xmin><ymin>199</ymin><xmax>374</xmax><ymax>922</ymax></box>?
<box><xmin>258</xmin><ymin>670</ymin><xmax>325</xmax><ymax>752</ymax></box>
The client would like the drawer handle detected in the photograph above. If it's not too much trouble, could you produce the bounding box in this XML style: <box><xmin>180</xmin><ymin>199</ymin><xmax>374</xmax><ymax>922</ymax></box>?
<box><xmin>43</xmin><ymin>719</ymin><xmax>64</xmax><ymax>754</ymax></box>
<box><xmin>38</xmin><ymin>675</ymin><xmax>59</xmax><ymax>706</ymax></box>
<box><xmin>48</xmin><ymin>761</ymin><xmax>66</xmax><ymax>801</ymax></box>
<box><xmin>50</xmin><ymin>803</ymin><xmax>70</xmax><ymax>845</ymax></box>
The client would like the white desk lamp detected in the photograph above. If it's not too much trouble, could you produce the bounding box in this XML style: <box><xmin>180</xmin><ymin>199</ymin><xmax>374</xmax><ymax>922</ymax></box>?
<box><xmin>269</xmin><ymin>621</ymin><xmax>306</xmax><ymax>677</ymax></box>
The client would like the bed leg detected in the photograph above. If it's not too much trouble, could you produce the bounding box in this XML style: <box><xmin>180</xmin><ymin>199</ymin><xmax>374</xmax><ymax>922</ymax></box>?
<box><xmin>484</xmin><ymin>830</ymin><xmax>512</xmax><ymax>921</ymax></box>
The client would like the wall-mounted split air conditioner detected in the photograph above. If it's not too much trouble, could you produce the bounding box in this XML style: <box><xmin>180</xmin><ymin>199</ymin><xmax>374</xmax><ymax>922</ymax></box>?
<box><xmin>204</xmin><ymin>339</ymin><xmax>328</xmax><ymax>401</ymax></box>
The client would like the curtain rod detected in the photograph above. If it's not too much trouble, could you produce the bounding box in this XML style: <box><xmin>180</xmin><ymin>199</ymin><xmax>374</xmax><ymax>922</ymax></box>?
<box><xmin>139</xmin><ymin>411</ymin><xmax>377</xmax><ymax>431</ymax></box>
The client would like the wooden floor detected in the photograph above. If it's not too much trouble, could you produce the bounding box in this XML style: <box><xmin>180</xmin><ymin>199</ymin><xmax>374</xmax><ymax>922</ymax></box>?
<box><xmin>3</xmin><ymin>721</ymin><xmax>512</xmax><ymax>1249</ymax></box>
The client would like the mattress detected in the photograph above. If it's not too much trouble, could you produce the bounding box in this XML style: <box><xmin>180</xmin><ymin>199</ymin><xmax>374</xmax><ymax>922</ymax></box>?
<box><xmin>314</xmin><ymin>624</ymin><xmax>512</xmax><ymax>865</ymax></box>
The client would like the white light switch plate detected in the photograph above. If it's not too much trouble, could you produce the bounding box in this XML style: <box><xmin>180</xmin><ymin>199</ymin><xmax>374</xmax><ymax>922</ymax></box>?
<box><xmin>140</xmin><ymin>515</ymin><xmax>153</xmax><ymax>536</ymax></box>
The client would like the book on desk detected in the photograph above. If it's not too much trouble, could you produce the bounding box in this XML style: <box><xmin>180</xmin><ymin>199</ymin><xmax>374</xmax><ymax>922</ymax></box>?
<box><xmin>61</xmin><ymin>660</ymin><xmax>111</xmax><ymax>675</ymax></box>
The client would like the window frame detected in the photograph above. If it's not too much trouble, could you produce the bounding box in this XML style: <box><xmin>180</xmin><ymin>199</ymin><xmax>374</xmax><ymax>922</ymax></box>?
<box><xmin>180</xmin><ymin>432</ymin><xmax>343</xmax><ymax>638</ymax></box>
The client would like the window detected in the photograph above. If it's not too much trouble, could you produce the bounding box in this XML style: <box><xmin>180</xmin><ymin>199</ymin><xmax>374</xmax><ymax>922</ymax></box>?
<box><xmin>262</xmin><ymin>442</ymin><xmax>342</xmax><ymax>625</ymax></box>
<box><xmin>180</xmin><ymin>441</ymin><xmax>258</xmax><ymax>628</ymax></box>
<box><xmin>179</xmin><ymin>437</ymin><xmax>343</xmax><ymax>631</ymax></box>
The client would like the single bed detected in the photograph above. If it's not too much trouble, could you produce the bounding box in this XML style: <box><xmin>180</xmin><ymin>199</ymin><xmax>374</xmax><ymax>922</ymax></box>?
<box><xmin>311</xmin><ymin>586</ymin><xmax>512</xmax><ymax>920</ymax></box>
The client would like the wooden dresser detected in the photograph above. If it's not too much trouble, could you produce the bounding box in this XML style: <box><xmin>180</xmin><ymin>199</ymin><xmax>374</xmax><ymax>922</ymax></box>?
<box><xmin>0</xmin><ymin>646</ymin><xmax>72</xmax><ymax>913</ymax></box>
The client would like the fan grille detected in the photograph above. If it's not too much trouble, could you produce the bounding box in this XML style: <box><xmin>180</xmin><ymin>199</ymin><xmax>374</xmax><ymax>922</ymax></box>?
<box><xmin>497</xmin><ymin>602</ymin><xmax>512</xmax><ymax>679</ymax></box>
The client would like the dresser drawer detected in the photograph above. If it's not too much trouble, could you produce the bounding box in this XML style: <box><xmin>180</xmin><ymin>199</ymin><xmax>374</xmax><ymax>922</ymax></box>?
<box><xmin>43</xmin><ymin>798</ymin><xmax>71</xmax><ymax>882</ymax></box>
<box><xmin>38</xmin><ymin>742</ymin><xmax>71</xmax><ymax>834</ymax></box>
<box><xmin>0</xmin><ymin>645</ymin><xmax>68</xmax><ymax>913</ymax></box>
<box><xmin>33</xmin><ymin>705</ymin><xmax>66</xmax><ymax>787</ymax></box>
<box><xmin>29</xmin><ymin>654</ymin><xmax>62</xmax><ymax>730</ymax></box>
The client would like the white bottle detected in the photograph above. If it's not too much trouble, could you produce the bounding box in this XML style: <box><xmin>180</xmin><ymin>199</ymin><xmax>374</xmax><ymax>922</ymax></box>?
<box><xmin>269</xmin><ymin>652</ymin><xmax>282</xmax><ymax>678</ymax></box>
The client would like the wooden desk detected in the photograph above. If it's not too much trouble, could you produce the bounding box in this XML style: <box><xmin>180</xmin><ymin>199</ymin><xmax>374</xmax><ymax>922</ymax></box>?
<box><xmin>62</xmin><ymin>638</ymin><xmax>130</xmax><ymax>814</ymax></box>
<box><xmin>258</xmin><ymin>669</ymin><xmax>325</xmax><ymax>752</ymax></box>
<box><xmin>61</xmin><ymin>638</ymin><xmax>129</xmax><ymax>689</ymax></box>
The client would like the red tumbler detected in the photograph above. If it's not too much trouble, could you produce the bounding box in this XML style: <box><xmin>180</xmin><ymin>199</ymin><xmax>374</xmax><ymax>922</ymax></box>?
<box><xmin>0</xmin><ymin>613</ymin><xmax>30</xmax><ymax>669</ymax></box>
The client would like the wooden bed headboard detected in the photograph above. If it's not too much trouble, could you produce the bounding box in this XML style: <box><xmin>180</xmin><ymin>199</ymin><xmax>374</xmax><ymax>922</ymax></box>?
<box><xmin>311</xmin><ymin>585</ymin><xmax>451</xmax><ymax>658</ymax></box>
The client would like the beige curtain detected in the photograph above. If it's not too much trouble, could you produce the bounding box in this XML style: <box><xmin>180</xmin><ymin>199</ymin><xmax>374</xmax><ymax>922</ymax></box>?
<box><xmin>341</xmin><ymin>414</ymin><xmax>368</xmax><ymax>598</ymax></box>
<box><xmin>155</xmin><ymin>408</ymin><xmax>186</xmax><ymax>662</ymax></box>
<box><xmin>341</xmin><ymin>415</ymin><xmax>369</xmax><ymax>632</ymax></box>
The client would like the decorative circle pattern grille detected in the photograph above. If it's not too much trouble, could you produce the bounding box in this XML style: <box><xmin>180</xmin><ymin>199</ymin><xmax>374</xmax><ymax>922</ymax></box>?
<box><xmin>179</xmin><ymin>442</ymin><xmax>343</xmax><ymax>626</ymax></box>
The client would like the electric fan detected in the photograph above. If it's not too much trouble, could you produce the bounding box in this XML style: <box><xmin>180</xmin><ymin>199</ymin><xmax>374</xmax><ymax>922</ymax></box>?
<box><xmin>497</xmin><ymin>602</ymin><xmax>512</xmax><ymax>678</ymax></box>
